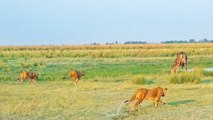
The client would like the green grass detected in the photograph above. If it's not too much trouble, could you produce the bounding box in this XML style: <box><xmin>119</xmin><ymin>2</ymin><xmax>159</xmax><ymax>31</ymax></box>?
<box><xmin>0</xmin><ymin>81</ymin><xmax>213</xmax><ymax>120</ymax></box>
<box><xmin>1</xmin><ymin>56</ymin><xmax>213</xmax><ymax>81</ymax></box>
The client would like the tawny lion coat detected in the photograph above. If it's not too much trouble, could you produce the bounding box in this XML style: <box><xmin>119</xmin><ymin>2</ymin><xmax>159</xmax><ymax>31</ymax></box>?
<box><xmin>18</xmin><ymin>71</ymin><xmax>39</xmax><ymax>83</ymax></box>
<box><xmin>69</xmin><ymin>70</ymin><xmax>85</xmax><ymax>83</ymax></box>
<box><xmin>171</xmin><ymin>51</ymin><xmax>188</xmax><ymax>74</ymax></box>
<box><xmin>125</xmin><ymin>87</ymin><xmax>167</xmax><ymax>112</ymax></box>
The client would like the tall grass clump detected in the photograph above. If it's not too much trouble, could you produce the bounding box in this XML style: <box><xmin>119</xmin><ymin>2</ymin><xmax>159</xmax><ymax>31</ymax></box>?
<box><xmin>168</xmin><ymin>67</ymin><xmax>204</xmax><ymax>84</ymax></box>
<box><xmin>0</xmin><ymin>61</ymin><xmax>3</xmax><ymax>69</ymax></box>
<box><xmin>131</xmin><ymin>75</ymin><xmax>153</xmax><ymax>85</ymax></box>
<box><xmin>204</xmin><ymin>71</ymin><xmax>213</xmax><ymax>77</ymax></box>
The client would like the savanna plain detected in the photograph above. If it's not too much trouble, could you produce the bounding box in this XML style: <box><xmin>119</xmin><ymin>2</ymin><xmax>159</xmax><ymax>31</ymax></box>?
<box><xmin>0</xmin><ymin>43</ymin><xmax>213</xmax><ymax>120</ymax></box>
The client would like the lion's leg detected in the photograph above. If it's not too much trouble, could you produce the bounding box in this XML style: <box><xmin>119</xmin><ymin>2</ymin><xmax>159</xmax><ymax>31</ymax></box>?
<box><xmin>75</xmin><ymin>78</ymin><xmax>78</xmax><ymax>84</ymax></box>
<box><xmin>170</xmin><ymin>68</ymin><xmax>175</xmax><ymax>74</ymax></box>
<box><xmin>125</xmin><ymin>100</ymin><xmax>132</xmax><ymax>106</ymax></box>
<box><xmin>131</xmin><ymin>98</ymin><xmax>144</xmax><ymax>112</ymax></box>
<box><xmin>181</xmin><ymin>63</ymin><xmax>184</xmax><ymax>69</ymax></box>
<box><xmin>20</xmin><ymin>79</ymin><xmax>23</xmax><ymax>83</ymax></box>
<box><xmin>125</xmin><ymin>90</ymin><xmax>139</xmax><ymax>105</ymax></box>
<box><xmin>72</xmin><ymin>78</ymin><xmax>75</xmax><ymax>83</ymax></box>
<box><xmin>154</xmin><ymin>98</ymin><xmax>160</xmax><ymax>108</ymax></box>
<box><xmin>171</xmin><ymin>63</ymin><xmax>179</xmax><ymax>74</ymax></box>
<box><xmin>32</xmin><ymin>79</ymin><xmax>36</xmax><ymax>84</ymax></box>
<box><xmin>126</xmin><ymin>100</ymin><xmax>134</xmax><ymax>106</ymax></box>
<box><xmin>29</xmin><ymin>79</ymin><xmax>33</xmax><ymax>84</ymax></box>
<box><xmin>173</xmin><ymin>65</ymin><xmax>179</xmax><ymax>73</ymax></box>
<box><xmin>125</xmin><ymin>96</ymin><xmax>135</xmax><ymax>106</ymax></box>
<box><xmin>171</xmin><ymin>66</ymin><xmax>177</xmax><ymax>74</ymax></box>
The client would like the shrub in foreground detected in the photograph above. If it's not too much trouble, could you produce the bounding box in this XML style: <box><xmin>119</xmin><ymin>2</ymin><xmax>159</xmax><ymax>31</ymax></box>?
<box><xmin>203</xmin><ymin>71</ymin><xmax>213</xmax><ymax>77</ymax></box>
<box><xmin>131</xmin><ymin>75</ymin><xmax>153</xmax><ymax>85</ymax></box>
<box><xmin>168</xmin><ymin>67</ymin><xmax>204</xmax><ymax>84</ymax></box>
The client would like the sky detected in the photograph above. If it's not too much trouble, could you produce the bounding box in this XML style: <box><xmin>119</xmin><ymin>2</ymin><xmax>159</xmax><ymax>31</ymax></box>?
<box><xmin>0</xmin><ymin>0</ymin><xmax>213</xmax><ymax>45</ymax></box>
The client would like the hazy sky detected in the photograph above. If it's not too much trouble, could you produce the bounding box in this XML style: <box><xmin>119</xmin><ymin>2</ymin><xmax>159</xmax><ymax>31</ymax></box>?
<box><xmin>0</xmin><ymin>0</ymin><xmax>213</xmax><ymax>45</ymax></box>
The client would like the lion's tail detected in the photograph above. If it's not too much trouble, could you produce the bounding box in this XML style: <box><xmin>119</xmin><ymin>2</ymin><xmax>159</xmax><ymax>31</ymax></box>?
<box><xmin>124</xmin><ymin>90</ymin><xmax>138</xmax><ymax>103</ymax></box>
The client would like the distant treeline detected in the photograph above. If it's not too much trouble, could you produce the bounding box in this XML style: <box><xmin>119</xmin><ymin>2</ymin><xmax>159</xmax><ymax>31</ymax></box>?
<box><xmin>89</xmin><ymin>38</ymin><xmax>213</xmax><ymax>45</ymax></box>
<box><xmin>124</xmin><ymin>41</ymin><xmax>147</xmax><ymax>44</ymax></box>
<box><xmin>91</xmin><ymin>41</ymin><xmax>147</xmax><ymax>45</ymax></box>
<box><xmin>161</xmin><ymin>38</ymin><xmax>213</xmax><ymax>44</ymax></box>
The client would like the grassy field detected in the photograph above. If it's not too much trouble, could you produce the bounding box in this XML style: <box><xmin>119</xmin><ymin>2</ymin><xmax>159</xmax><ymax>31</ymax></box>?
<box><xmin>0</xmin><ymin>43</ymin><xmax>213</xmax><ymax>120</ymax></box>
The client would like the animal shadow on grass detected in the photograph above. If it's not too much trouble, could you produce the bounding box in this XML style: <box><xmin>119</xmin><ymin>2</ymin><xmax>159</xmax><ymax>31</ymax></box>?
<box><xmin>167</xmin><ymin>99</ymin><xmax>196</xmax><ymax>106</ymax></box>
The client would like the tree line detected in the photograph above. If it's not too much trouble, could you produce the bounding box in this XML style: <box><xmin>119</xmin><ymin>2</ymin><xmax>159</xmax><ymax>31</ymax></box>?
<box><xmin>89</xmin><ymin>38</ymin><xmax>213</xmax><ymax>45</ymax></box>
<box><xmin>161</xmin><ymin>38</ymin><xmax>213</xmax><ymax>44</ymax></box>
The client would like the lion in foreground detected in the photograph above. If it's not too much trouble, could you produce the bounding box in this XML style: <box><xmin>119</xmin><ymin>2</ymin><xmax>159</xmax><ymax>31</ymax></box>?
<box><xmin>125</xmin><ymin>87</ymin><xmax>167</xmax><ymax>112</ymax></box>
<box><xmin>18</xmin><ymin>71</ymin><xmax>39</xmax><ymax>83</ymax></box>
<box><xmin>69</xmin><ymin>70</ymin><xmax>85</xmax><ymax>84</ymax></box>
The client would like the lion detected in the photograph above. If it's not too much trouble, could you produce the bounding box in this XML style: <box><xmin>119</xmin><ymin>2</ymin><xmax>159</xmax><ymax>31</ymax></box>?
<box><xmin>124</xmin><ymin>87</ymin><xmax>167</xmax><ymax>112</ymax></box>
<box><xmin>18</xmin><ymin>71</ymin><xmax>39</xmax><ymax>84</ymax></box>
<box><xmin>69</xmin><ymin>70</ymin><xmax>85</xmax><ymax>84</ymax></box>
<box><xmin>171</xmin><ymin>51</ymin><xmax>188</xmax><ymax>74</ymax></box>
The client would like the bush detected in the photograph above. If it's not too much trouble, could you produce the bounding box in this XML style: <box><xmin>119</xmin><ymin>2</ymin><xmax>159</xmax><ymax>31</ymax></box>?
<box><xmin>0</xmin><ymin>62</ymin><xmax>3</xmax><ymax>69</ymax></box>
<box><xmin>39</xmin><ymin>61</ymin><xmax>46</xmax><ymax>68</ymax></box>
<box><xmin>168</xmin><ymin>67</ymin><xmax>204</xmax><ymax>84</ymax></box>
<box><xmin>203</xmin><ymin>71</ymin><xmax>213</xmax><ymax>77</ymax></box>
<box><xmin>33</xmin><ymin>62</ymin><xmax>38</xmax><ymax>67</ymax></box>
<box><xmin>43</xmin><ymin>76</ymin><xmax>51</xmax><ymax>81</ymax></box>
<box><xmin>131</xmin><ymin>75</ymin><xmax>153</xmax><ymax>85</ymax></box>
<box><xmin>0</xmin><ymin>76</ymin><xmax>12</xmax><ymax>81</ymax></box>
